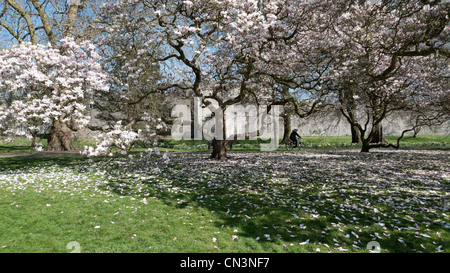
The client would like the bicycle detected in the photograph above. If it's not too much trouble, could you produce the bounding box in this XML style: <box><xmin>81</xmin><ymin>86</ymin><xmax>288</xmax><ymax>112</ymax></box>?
<box><xmin>285</xmin><ymin>138</ymin><xmax>303</xmax><ymax>151</ymax></box>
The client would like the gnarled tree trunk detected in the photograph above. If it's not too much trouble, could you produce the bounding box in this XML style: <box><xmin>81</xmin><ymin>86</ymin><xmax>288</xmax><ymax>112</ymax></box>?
<box><xmin>30</xmin><ymin>131</ymin><xmax>38</xmax><ymax>148</ymax></box>
<box><xmin>351</xmin><ymin>125</ymin><xmax>360</xmax><ymax>144</ymax></box>
<box><xmin>370</xmin><ymin>123</ymin><xmax>385</xmax><ymax>144</ymax></box>
<box><xmin>210</xmin><ymin>139</ymin><xmax>229</xmax><ymax>160</ymax></box>
<box><xmin>361</xmin><ymin>139</ymin><xmax>371</xmax><ymax>153</ymax></box>
<box><xmin>45</xmin><ymin>120</ymin><xmax>75</xmax><ymax>151</ymax></box>
<box><xmin>210</xmin><ymin>108</ymin><xmax>231</xmax><ymax>160</ymax></box>
<box><xmin>281</xmin><ymin>111</ymin><xmax>292</xmax><ymax>144</ymax></box>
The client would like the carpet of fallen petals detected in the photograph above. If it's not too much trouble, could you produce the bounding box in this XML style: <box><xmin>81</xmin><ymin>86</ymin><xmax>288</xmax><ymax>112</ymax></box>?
<box><xmin>0</xmin><ymin>149</ymin><xmax>448</xmax><ymax>252</ymax></box>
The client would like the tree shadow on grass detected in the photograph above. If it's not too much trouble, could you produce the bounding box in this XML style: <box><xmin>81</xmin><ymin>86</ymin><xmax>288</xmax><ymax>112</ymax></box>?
<box><xmin>2</xmin><ymin>150</ymin><xmax>445</xmax><ymax>253</ymax></box>
<box><xmin>0</xmin><ymin>154</ymin><xmax>108</xmax><ymax>175</ymax></box>
<box><xmin>98</xmin><ymin>150</ymin><xmax>448</xmax><ymax>253</ymax></box>
<box><xmin>0</xmin><ymin>145</ymin><xmax>34</xmax><ymax>155</ymax></box>
<box><xmin>0</xmin><ymin>155</ymin><xmax>79</xmax><ymax>170</ymax></box>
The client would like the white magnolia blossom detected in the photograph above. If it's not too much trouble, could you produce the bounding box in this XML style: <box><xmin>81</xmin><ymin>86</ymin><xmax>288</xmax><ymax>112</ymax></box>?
<box><xmin>0</xmin><ymin>38</ymin><xmax>109</xmax><ymax>138</ymax></box>
<box><xmin>82</xmin><ymin>115</ymin><xmax>166</xmax><ymax>157</ymax></box>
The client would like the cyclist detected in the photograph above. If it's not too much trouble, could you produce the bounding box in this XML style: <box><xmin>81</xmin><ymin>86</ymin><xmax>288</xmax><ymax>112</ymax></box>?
<box><xmin>290</xmin><ymin>129</ymin><xmax>302</xmax><ymax>148</ymax></box>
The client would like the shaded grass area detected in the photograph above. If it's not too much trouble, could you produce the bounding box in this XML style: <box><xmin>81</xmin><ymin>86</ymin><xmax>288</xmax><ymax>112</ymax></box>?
<box><xmin>0</xmin><ymin>138</ymin><xmax>95</xmax><ymax>155</ymax></box>
<box><xmin>0</xmin><ymin>150</ymin><xmax>448</xmax><ymax>253</ymax></box>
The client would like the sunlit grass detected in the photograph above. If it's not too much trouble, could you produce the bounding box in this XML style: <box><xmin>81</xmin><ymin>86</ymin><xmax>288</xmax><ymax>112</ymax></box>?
<box><xmin>1</xmin><ymin>135</ymin><xmax>448</xmax><ymax>155</ymax></box>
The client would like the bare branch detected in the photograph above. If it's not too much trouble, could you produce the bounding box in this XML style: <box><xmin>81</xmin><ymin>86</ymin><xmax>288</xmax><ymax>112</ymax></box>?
<box><xmin>5</xmin><ymin>0</ymin><xmax>37</xmax><ymax>44</ymax></box>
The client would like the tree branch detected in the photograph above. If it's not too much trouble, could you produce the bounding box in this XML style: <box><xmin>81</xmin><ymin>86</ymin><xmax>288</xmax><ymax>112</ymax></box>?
<box><xmin>30</xmin><ymin>0</ymin><xmax>56</xmax><ymax>46</ymax></box>
<box><xmin>5</xmin><ymin>0</ymin><xmax>37</xmax><ymax>44</ymax></box>
<box><xmin>0</xmin><ymin>20</ymin><xmax>23</xmax><ymax>42</ymax></box>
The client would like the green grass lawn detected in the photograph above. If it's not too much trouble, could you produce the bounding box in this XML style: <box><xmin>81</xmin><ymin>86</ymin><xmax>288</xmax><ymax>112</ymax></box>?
<box><xmin>1</xmin><ymin>135</ymin><xmax>448</xmax><ymax>154</ymax></box>
<box><xmin>0</xmin><ymin>156</ymin><xmax>288</xmax><ymax>252</ymax></box>
<box><xmin>0</xmin><ymin>149</ymin><xmax>448</xmax><ymax>253</ymax></box>
<box><xmin>158</xmin><ymin>134</ymin><xmax>450</xmax><ymax>151</ymax></box>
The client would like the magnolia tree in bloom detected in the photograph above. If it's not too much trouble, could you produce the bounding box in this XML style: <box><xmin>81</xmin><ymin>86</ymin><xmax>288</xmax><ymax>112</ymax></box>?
<box><xmin>75</xmin><ymin>0</ymin><xmax>172</xmax><ymax>158</ymax></box>
<box><xmin>0</xmin><ymin>38</ymin><xmax>109</xmax><ymax>151</ymax></box>
<box><xmin>5</xmin><ymin>0</ymin><xmax>444</xmax><ymax>157</ymax></box>
<box><xmin>326</xmin><ymin>0</ymin><xmax>450</xmax><ymax>152</ymax></box>
<box><xmin>95</xmin><ymin>0</ymin><xmax>338</xmax><ymax>159</ymax></box>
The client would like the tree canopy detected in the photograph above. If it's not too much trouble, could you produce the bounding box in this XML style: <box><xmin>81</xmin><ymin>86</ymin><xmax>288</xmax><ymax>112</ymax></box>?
<box><xmin>0</xmin><ymin>0</ymin><xmax>448</xmax><ymax>155</ymax></box>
